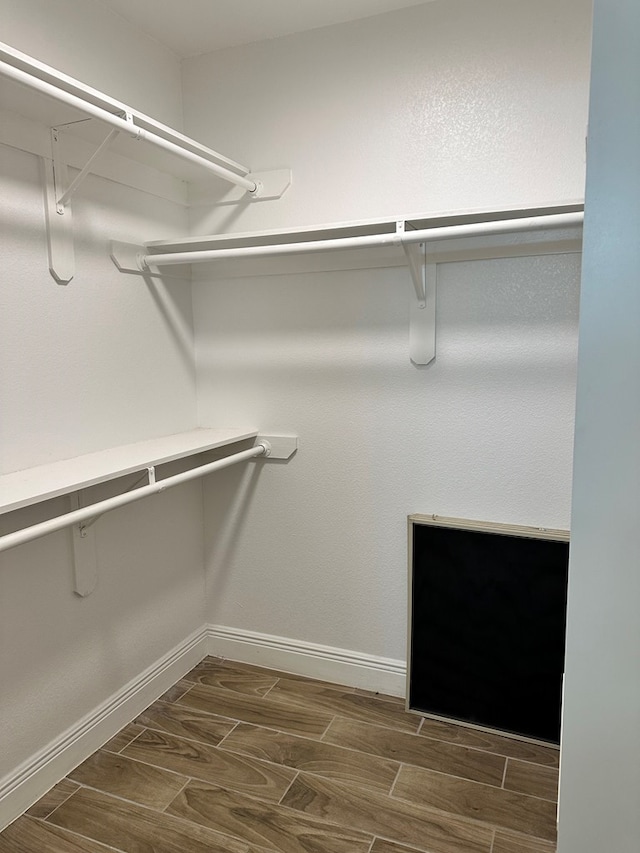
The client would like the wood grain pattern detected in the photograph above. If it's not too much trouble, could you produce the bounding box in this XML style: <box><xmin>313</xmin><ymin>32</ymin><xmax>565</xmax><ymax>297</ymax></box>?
<box><xmin>270</xmin><ymin>678</ymin><xmax>421</xmax><ymax>733</ymax></box>
<box><xmin>189</xmin><ymin>657</ymin><xmax>358</xmax><ymax>694</ymax></box>
<box><xmin>158</xmin><ymin>678</ymin><xmax>195</xmax><ymax>704</ymax></box>
<box><xmin>324</xmin><ymin>716</ymin><xmax>506</xmax><ymax>786</ymax></box>
<box><xmin>493</xmin><ymin>829</ymin><xmax>557</xmax><ymax>853</ymax></box>
<box><xmin>68</xmin><ymin>749</ymin><xmax>188</xmax><ymax>810</ymax></box>
<box><xmin>25</xmin><ymin>779</ymin><xmax>80</xmax><ymax>818</ymax></box>
<box><xmin>418</xmin><ymin>718</ymin><xmax>560</xmax><ymax>767</ymax></box>
<box><xmin>0</xmin><ymin>816</ymin><xmax>118</xmax><ymax>853</ymax></box>
<box><xmin>122</xmin><ymin>727</ymin><xmax>295</xmax><ymax>802</ymax></box>
<box><xmin>176</xmin><ymin>682</ymin><xmax>334</xmax><ymax>737</ymax></box>
<box><xmin>134</xmin><ymin>699</ymin><xmax>236</xmax><ymax>745</ymax></box>
<box><xmin>47</xmin><ymin>787</ymin><xmax>268</xmax><ymax>853</ymax></box>
<box><xmin>3</xmin><ymin>657</ymin><xmax>559</xmax><ymax>853</ymax></box>
<box><xmin>370</xmin><ymin>840</ymin><xmax>438</xmax><ymax>853</ymax></box>
<box><xmin>280</xmin><ymin>772</ymin><xmax>493</xmax><ymax>853</ymax></box>
<box><xmin>393</xmin><ymin>764</ymin><xmax>557</xmax><ymax>841</ymax></box>
<box><xmin>166</xmin><ymin>779</ymin><xmax>375</xmax><ymax>853</ymax></box>
<box><xmin>102</xmin><ymin>723</ymin><xmax>145</xmax><ymax>754</ymax></box>
<box><xmin>220</xmin><ymin>722</ymin><xmax>400</xmax><ymax>793</ymax></box>
<box><xmin>504</xmin><ymin>759</ymin><xmax>559</xmax><ymax>801</ymax></box>
<box><xmin>185</xmin><ymin>659</ymin><xmax>279</xmax><ymax>696</ymax></box>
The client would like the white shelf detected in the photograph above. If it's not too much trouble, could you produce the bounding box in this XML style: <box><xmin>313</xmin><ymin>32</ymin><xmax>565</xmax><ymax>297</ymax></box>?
<box><xmin>0</xmin><ymin>428</ymin><xmax>258</xmax><ymax>515</ymax></box>
<box><xmin>138</xmin><ymin>203</ymin><xmax>584</xmax><ymax>281</ymax></box>
<box><xmin>0</xmin><ymin>41</ymin><xmax>248</xmax><ymax>183</ymax></box>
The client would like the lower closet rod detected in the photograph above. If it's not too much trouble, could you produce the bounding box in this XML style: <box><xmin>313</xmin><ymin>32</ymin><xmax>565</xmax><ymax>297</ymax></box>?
<box><xmin>0</xmin><ymin>443</ymin><xmax>267</xmax><ymax>555</ymax></box>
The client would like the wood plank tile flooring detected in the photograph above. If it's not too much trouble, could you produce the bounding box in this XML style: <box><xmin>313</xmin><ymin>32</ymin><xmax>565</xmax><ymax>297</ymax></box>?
<box><xmin>0</xmin><ymin>657</ymin><xmax>559</xmax><ymax>853</ymax></box>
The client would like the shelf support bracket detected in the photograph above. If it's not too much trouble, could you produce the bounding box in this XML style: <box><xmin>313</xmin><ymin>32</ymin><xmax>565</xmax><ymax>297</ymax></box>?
<box><xmin>397</xmin><ymin>222</ymin><xmax>436</xmax><ymax>366</ymax></box>
<box><xmin>69</xmin><ymin>492</ymin><xmax>98</xmax><ymax>597</ymax></box>
<box><xmin>43</xmin><ymin>126</ymin><xmax>120</xmax><ymax>284</ymax></box>
<box><xmin>55</xmin><ymin>127</ymin><xmax>120</xmax><ymax>210</ymax></box>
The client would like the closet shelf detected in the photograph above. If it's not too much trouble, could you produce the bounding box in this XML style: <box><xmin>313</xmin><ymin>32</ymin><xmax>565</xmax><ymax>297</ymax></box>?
<box><xmin>0</xmin><ymin>40</ymin><xmax>291</xmax><ymax>284</ymax></box>
<box><xmin>112</xmin><ymin>203</ymin><xmax>584</xmax><ymax>367</ymax></box>
<box><xmin>0</xmin><ymin>428</ymin><xmax>260</xmax><ymax>516</ymax></box>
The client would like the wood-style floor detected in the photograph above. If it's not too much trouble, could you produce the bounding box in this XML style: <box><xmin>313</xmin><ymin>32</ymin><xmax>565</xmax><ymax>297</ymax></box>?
<box><xmin>0</xmin><ymin>657</ymin><xmax>559</xmax><ymax>853</ymax></box>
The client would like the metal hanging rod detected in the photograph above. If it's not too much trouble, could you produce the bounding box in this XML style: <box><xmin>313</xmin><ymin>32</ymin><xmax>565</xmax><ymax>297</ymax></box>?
<box><xmin>141</xmin><ymin>212</ymin><xmax>584</xmax><ymax>267</ymax></box>
<box><xmin>0</xmin><ymin>57</ymin><xmax>258</xmax><ymax>194</ymax></box>
<box><xmin>0</xmin><ymin>443</ymin><xmax>268</xmax><ymax>555</ymax></box>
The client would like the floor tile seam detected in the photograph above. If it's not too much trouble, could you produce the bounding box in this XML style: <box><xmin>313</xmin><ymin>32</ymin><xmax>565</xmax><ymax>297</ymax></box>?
<box><xmin>103</xmin><ymin>731</ymin><xmax>143</xmax><ymax>755</ymax></box>
<box><xmin>28</xmin><ymin>781</ymin><xmax>80</xmax><ymax>821</ymax></box>
<box><xmin>415</xmin><ymin>730</ymin><xmax>559</xmax><ymax>768</ymax></box>
<box><xmin>501</xmin><ymin>758</ymin><xmax>560</xmax><ymax>801</ymax></box>
<box><xmin>388</xmin><ymin>768</ymin><xmax>558</xmax><ymax>824</ymax></box>
<box><xmin>174</xmin><ymin>685</ymin><xmax>335</xmax><ymax>729</ymax></box>
<box><xmin>501</xmin><ymin>758</ymin><xmax>510</xmax><ymax>789</ymax></box>
<box><xmin>289</xmin><ymin>769</ymin><xmax>505</xmax><ymax>835</ymax></box>
<box><xmin>216</xmin><ymin>739</ymin><xmax>400</xmax><ymax>796</ymax></box>
<box><xmin>67</xmin><ymin>778</ymin><xmax>278</xmax><ymax>853</ymax></box>
<box><xmin>130</xmin><ymin>718</ymin><xmax>238</xmax><ymax>750</ymax></box>
<box><xmin>51</xmin><ymin>780</ymin><xmax>182</xmax><ymax>818</ymax></box>
<box><xmin>276</xmin><ymin>768</ymin><xmax>300</xmax><ymax>805</ymax></box>
<box><xmin>101</xmin><ymin>733</ymin><xmax>199</xmax><ymax>786</ymax></box>
<box><xmin>161</xmin><ymin>775</ymin><xmax>192</xmax><ymax>814</ymax></box>
<box><xmin>115</xmin><ymin>742</ymin><xmax>298</xmax><ymax>802</ymax></box>
<box><xmin>500</xmin><ymin>785</ymin><xmax>559</xmax><ymax>804</ymax></box>
<box><xmin>268</xmin><ymin>692</ymin><xmax>418</xmax><ymax>728</ymax></box>
<box><xmin>390</xmin><ymin>760</ymin><xmax>516</xmax><ymax>804</ymax></box>
<box><xmin>28</xmin><ymin>813</ymin><xmax>128</xmax><ymax>853</ymax></box>
<box><xmin>329</xmin><ymin>715</ymin><xmax>531</xmax><ymax>768</ymax></box>
<box><xmin>489</xmin><ymin>827</ymin><xmax>496</xmax><ymax>853</ymax></box>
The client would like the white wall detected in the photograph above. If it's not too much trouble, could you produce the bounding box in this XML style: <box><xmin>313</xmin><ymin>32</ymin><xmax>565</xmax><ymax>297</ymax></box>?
<box><xmin>1</xmin><ymin>0</ymin><xmax>183</xmax><ymax>128</ymax></box>
<box><xmin>184</xmin><ymin>0</ymin><xmax>590</xmax><ymax>234</ymax></box>
<box><xmin>185</xmin><ymin>0</ymin><xmax>591</xmax><ymax>663</ymax></box>
<box><xmin>558</xmin><ymin>0</ymin><xmax>640</xmax><ymax>850</ymax></box>
<box><xmin>0</xmin><ymin>0</ymin><xmax>201</xmax><ymax>802</ymax></box>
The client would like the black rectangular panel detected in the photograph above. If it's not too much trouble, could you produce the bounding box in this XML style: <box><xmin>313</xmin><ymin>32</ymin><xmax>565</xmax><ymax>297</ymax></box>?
<box><xmin>409</xmin><ymin>521</ymin><xmax>569</xmax><ymax>744</ymax></box>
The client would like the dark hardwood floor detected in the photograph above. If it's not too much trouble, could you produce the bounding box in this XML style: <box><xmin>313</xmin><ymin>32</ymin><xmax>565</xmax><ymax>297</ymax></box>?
<box><xmin>0</xmin><ymin>657</ymin><xmax>559</xmax><ymax>852</ymax></box>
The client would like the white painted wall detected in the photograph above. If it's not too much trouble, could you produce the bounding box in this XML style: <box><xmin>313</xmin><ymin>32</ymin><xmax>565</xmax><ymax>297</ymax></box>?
<box><xmin>185</xmin><ymin>0</ymin><xmax>591</xmax><ymax>663</ymax></box>
<box><xmin>1</xmin><ymin>0</ymin><xmax>183</xmax><ymax>128</ymax></box>
<box><xmin>557</xmin><ymin>1</ymin><xmax>640</xmax><ymax>850</ymax></box>
<box><xmin>0</xmin><ymin>0</ymin><xmax>201</xmax><ymax>803</ymax></box>
<box><xmin>184</xmin><ymin>0</ymin><xmax>591</xmax><ymax>234</ymax></box>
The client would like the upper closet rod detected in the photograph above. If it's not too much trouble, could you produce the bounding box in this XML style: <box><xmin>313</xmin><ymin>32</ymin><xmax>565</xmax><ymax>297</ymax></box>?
<box><xmin>0</xmin><ymin>443</ymin><xmax>267</xmax><ymax>555</ymax></box>
<box><xmin>0</xmin><ymin>60</ymin><xmax>258</xmax><ymax>194</ymax></box>
<box><xmin>142</xmin><ymin>211</ymin><xmax>584</xmax><ymax>267</ymax></box>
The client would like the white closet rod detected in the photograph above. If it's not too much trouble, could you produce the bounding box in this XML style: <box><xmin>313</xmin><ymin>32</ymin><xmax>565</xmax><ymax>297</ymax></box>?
<box><xmin>0</xmin><ymin>60</ymin><xmax>258</xmax><ymax>193</ymax></box>
<box><xmin>0</xmin><ymin>443</ymin><xmax>267</xmax><ymax>555</ymax></box>
<box><xmin>142</xmin><ymin>211</ymin><xmax>584</xmax><ymax>267</ymax></box>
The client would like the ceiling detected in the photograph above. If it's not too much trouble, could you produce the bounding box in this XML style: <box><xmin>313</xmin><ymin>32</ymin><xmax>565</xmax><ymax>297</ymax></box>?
<box><xmin>96</xmin><ymin>0</ymin><xmax>432</xmax><ymax>59</ymax></box>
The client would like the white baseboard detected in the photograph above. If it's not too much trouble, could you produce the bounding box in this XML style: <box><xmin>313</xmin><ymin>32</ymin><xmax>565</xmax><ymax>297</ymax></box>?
<box><xmin>206</xmin><ymin>624</ymin><xmax>407</xmax><ymax>698</ymax></box>
<box><xmin>0</xmin><ymin>623</ymin><xmax>406</xmax><ymax>831</ymax></box>
<box><xmin>0</xmin><ymin>626</ymin><xmax>208</xmax><ymax>831</ymax></box>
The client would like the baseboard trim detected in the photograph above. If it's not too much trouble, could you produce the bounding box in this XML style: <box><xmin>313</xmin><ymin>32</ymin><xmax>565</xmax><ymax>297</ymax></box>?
<box><xmin>206</xmin><ymin>624</ymin><xmax>407</xmax><ymax>698</ymax></box>
<box><xmin>0</xmin><ymin>626</ymin><xmax>208</xmax><ymax>830</ymax></box>
<box><xmin>0</xmin><ymin>624</ymin><xmax>406</xmax><ymax>830</ymax></box>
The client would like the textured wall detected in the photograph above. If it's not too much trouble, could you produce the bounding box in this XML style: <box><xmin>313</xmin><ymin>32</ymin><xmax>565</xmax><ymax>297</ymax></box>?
<box><xmin>1</xmin><ymin>0</ymin><xmax>183</xmax><ymax>128</ymax></box>
<box><xmin>184</xmin><ymin>0</ymin><xmax>591</xmax><ymax>234</ymax></box>
<box><xmin>0</xmin><ymin>2</ymin><xmax>199</xmax><ymax>785</ymax></box>
<box><xmin>184</xmin><ymin>0</ymin><xmax>591</xmax><ymax>660</ymax></box>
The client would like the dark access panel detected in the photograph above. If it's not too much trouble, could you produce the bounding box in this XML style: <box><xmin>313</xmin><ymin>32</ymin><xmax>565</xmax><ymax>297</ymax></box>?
<box><xmin>409</xmin><ymin>519</ymin><xmax>569</xmax><ymax>744</ymax></box>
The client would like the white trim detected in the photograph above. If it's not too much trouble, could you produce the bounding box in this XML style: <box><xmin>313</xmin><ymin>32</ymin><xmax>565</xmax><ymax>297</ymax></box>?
<box><xmin>0</xmin><ymin>624</ymin><xmax>407</xmax><ymax>830</ymax></box>
<box><xmin>206</xmin><ymin>624</ymin><xmax>407</xmax><ymax>698</ymax></box>
<box><xmin>0</xmin><ymin>626</ymin><xmax>208</xmax><ymax>830</ymax></box>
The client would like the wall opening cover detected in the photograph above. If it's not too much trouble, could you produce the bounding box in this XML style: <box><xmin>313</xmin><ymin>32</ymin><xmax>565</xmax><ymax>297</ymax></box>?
<box><xmin>408</xmin><ymin>516</ymin><xmax>569</xmax><ymax>745</ymax></box>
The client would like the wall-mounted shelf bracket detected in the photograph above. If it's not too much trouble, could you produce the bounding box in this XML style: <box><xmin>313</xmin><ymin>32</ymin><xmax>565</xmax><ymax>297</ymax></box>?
<box><xmin>43</xmin><ymin>125</ymin><xmax>120</xmax><ymax>284</ymax></box>
<box><xmin>69</xmin><ymin>491</ymin><xmax>98</xmax><ymax>597</ymax></box>
<box><xmin>397</xmin><ymin>222</ymin><xmax>436</xmax><ymax>366</ymax></box>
